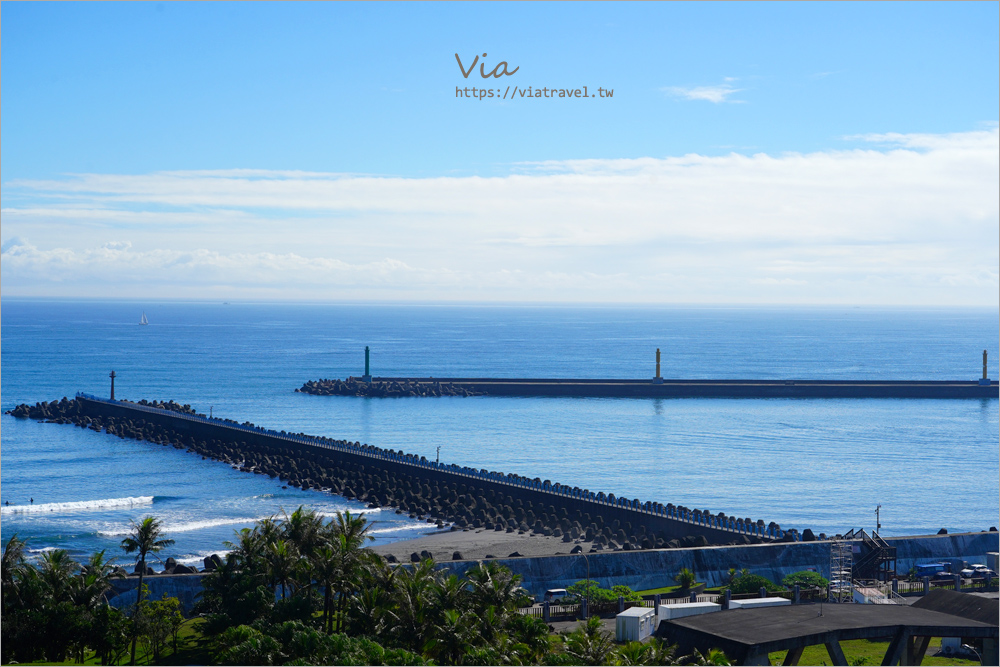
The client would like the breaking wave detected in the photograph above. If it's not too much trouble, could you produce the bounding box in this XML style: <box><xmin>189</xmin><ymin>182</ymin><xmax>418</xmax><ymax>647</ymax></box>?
<box><xmin>1</xmin><ymin>496</ymin><xmax>154</xmax><ymax>516</ymax></box>
<box><xmin>97</xmin><ymin>516</ymin><xmax>263</xmax><ymax>537</ymax></box>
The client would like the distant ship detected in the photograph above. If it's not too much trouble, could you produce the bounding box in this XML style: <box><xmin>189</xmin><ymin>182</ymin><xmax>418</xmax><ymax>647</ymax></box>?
<box><xmin>139</xmin><ymin>312</ymin><xmax>149</xmax><ymax>325</ymax></box>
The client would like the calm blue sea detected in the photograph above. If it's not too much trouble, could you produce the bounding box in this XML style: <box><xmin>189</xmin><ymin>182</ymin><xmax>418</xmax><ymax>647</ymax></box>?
<box><xmin>2</xmin><ymin>300</ymin><xmax>997</xmax><ymax>567</ymax></box>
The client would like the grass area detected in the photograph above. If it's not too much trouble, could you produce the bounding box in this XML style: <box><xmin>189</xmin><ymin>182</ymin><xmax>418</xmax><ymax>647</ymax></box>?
<box><xmin>768</xmin><ymin>637</ymin><xmax>980</xmax><ymax>666</ymax></box>
<box><xmin>634</xmin><ymin>583</ymin><xmax>707</xmax><ymax>595</ymax></box>
<box><xmin>10</xmin><ymin>618</ymin><xmax>211</xmax><ymax>667</ymax></box>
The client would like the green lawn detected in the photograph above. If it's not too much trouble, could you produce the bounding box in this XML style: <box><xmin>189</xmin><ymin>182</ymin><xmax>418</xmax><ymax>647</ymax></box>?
<box><xmin>634</xmin><ymin>582</ymin><xmax>708</xmax><ymax>596</ymax></box>
<box><xmin>9</xmin><ymin>618</ymin><xmax>211</xmax><ymax>667</ymax></box>
<box><xmin>768</xmin><ymin>637</ymin><xmax>980</xmax><ymax>666</ymax></box>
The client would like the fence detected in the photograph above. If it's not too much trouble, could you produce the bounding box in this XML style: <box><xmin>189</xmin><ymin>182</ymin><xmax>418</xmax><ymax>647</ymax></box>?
<box><xmin>77</xmin><ymin>393</ymin><xmax>794</xmax><ymax>542</ymax></box>
<box><xmin>896</xmin><ymin>577</ymin><xmax>999</xmax><ymax>596</ymax></box>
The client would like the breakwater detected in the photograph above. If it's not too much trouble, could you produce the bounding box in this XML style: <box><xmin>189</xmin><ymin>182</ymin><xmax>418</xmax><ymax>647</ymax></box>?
<box><xmin>7</xmin><ymin>395</ymin><xmax>805</xmax><ymax>549</ymax></box>
<box><xmin>298</xmin><ymin>377</ymin><xmax>999</xmax><ymax>399</ymax></box>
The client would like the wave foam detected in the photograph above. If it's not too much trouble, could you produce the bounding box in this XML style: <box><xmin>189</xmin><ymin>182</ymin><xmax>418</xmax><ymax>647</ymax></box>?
<box><xmin>368</xmin><ymin>524</ymin><xmax>437</xmax><ymax>535</ymax></box>
<box><xmin>1</xmin><ymin>496</ymin><xmax>154</xmax><ymax>516</ymax></box>
<box><xmin>175</xmin><ymin>550</ymin><xmax>232</xmax><ymax>567</ymax></box>
<box><xmin>98</xmin><ymin>516</ymin><xmax>262</xmax><ymax>537</ymax></box>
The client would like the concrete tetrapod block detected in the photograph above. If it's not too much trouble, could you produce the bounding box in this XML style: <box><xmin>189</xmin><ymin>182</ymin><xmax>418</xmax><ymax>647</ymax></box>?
<box><xmin>728</xmin><ymin>597</ymin><xmax>791</xmax><ymax>609</ymax></box>
<box><xmin>658</xmin><ymin>602</ymin><xmax>721</xmax><ymax>622</ymax></box>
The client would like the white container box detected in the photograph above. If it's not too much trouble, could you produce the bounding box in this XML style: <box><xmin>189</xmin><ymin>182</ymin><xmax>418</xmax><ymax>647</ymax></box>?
<box><xmin>616</xmin><ymin>606</ymin><xmax>657</xmax><ymax>642</ymax></box>
<box><xmin>658</xmin><ymin>602</ymin><xmax>721</xmax><ymax>621</ymax></box>
<box><xmin>728</xmin><ymin>597</ymin><xmax>791</xmax><ymax>609</ymax></box>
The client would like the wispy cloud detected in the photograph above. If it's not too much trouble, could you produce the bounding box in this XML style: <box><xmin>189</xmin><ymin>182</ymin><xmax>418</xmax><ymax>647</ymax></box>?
<box><xmin>2</xmin><ymin>128</ymin><xmax>997</xmax><ymax>304</ymax></box>
<box><xmin>664</xmin><ymin>81</ymin><xmax>745</xmax><ymax>103</ymax></box>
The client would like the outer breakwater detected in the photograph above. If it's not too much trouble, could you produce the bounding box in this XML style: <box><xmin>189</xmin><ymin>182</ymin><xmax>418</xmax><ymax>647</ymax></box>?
<box><xmin>7</xmin><ymin>395</ymin><xmax>805</xmax><ymax>550</ymax></box>
<box><xmin>298</xmin><ymin>377</ymin><xmax>1000</xmax><ymax>399</ymax></box>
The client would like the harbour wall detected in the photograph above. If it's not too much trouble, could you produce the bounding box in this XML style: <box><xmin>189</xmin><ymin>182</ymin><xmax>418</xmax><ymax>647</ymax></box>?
<box><xmin>73</xmin><ymin>394</ymin><xmax>794</xmax><ymax>545</ymax></box>
<box><xmin>434</xmin><ymin>531</ymin><xmax>1000</xmax><ymax>595</ymax></box>
<box><xmin>301</xmin><ymin>377</ymin><xmax>1000</xmax><ymax>399</ymax></box>
<box><xmin>105</xmin><ymin>532</ymin><xmax>999</xmax><ymax>613</ymax></box>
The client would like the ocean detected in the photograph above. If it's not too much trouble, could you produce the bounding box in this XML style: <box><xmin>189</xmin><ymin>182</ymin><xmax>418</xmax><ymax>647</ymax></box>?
<box><xmin>1</xmin><ymin>300</ymin><xmax>997</xmax><ymax>567</ymax></box>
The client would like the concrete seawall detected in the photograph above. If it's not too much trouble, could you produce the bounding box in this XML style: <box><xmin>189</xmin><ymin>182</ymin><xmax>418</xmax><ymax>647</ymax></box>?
<box><xmin>106</xmin><ymin>531</ymin><xmax>999</xmax><ymax>612</ymax></box>
<box><xmin>302</xmin><ymin>377</ymin><xmax>1000</xmax><ymax>399</ymax></box>
<box><xmin>434</xmin><ymin>531</ymin><xmax>1000</xmax><ymax>595</ymax></box>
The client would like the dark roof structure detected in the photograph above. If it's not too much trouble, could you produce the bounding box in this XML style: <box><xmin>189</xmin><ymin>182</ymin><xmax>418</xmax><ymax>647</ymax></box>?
<box><xmin>910</xmin><ymin>588</ymin><xmax>999</xmax><ymax>625</ymax></box>
<box><xmin>659</xmin><ymin>602</ymin><xmax>999</xmax><ymax>666</ymax></box>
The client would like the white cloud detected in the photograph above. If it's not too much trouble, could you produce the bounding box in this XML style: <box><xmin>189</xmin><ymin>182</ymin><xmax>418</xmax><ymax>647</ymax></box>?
<box><xmin>664</xmin><ymin>82</ymin><xmax>745</xmax><ymax>103</ymax></box>
<box><xmin>1</xmin><ymin>128</ymin><xmax>997</xmax><ymax>304</ymax></box>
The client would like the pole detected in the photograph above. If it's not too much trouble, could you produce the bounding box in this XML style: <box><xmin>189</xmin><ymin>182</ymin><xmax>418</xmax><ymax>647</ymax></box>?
<box><xmin>876</xmin><ymin>504</ymin><xmax>882</xmax><ymax>534</ymax></box>
<box><xmin>109</xmin><ymin>370</ymin><xmax>116</xmax><ymax>401</ymax></box>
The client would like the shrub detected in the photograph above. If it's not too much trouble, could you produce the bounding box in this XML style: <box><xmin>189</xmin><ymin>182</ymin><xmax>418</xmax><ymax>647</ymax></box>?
<box><xmin>729</xmin><ymin>573</ymin><xmax>782</xmax><ymax>594</ymax></box>
<box><xmin>781</xmin><ymin>571</ymin><xmax>829</xmax><ymax>589</ymax></box>
<box><xmin>565</xmin><ymin>581</ymin><xmax>641</xmax><ymax>604</ymax></box>
<box><xmin>675</xmin><ymin>567</ymin><xmax>697</xmax><ymax>589</ymax></box>
<box><xmin>611</xmin><ymin>585</ymin><xmax>643</xmax><ymax>602</ymax></box>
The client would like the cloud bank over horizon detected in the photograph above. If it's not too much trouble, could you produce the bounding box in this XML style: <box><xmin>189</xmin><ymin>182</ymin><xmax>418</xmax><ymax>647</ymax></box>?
<box><xmin>2</xmin><ymin>128</ymin><xmax>997</xmax><ymax>305</ymax></box>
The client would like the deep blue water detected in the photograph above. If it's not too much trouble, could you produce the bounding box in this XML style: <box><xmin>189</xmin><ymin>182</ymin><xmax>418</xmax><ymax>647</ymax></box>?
<box><xmin>2</xmin><ymin>300</ymin><xmax>997</xmax><ymax>566</ymax></box>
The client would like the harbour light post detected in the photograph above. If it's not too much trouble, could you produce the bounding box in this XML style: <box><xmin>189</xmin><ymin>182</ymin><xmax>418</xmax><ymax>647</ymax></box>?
<box><xmin>109</xmin><ymin>370</ymin><xmax>116</xmax><ymax>400</ymax></box>
<box><xmin>363</xmin><ymin>346</ymin><xmax>372</xmax><ymax>383</ymax></box>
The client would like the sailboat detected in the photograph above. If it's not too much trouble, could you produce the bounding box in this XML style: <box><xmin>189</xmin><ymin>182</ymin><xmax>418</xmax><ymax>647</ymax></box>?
<box><xmin>139</xmin><ymin>311</ymin><xmax>149</xmax><ymax>326</ymax></box>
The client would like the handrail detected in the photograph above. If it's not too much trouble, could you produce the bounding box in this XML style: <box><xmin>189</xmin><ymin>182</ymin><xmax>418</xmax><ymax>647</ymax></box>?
<box><xmin>76</xmin><ymin>393</ymin><xmax>791</xmax><ymax>541</ymax></box>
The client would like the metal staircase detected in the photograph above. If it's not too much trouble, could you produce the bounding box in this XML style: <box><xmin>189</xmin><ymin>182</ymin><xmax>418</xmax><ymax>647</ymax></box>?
<box><xmin>830</xmin><ymin>529</ymin><xmax>901</xmax><ymax>604</ymax></box>
<box><xmin>852</xmin><ymin>529</ymin><xmax>897</xmax><ymax>582</ymax></box>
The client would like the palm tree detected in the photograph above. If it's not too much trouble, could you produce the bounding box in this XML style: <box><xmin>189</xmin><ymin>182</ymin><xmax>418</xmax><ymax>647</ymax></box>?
<box><xmin>508</xmin><ymin>613</ymin><xmax>551</xmax><ymax>664</ymax></box>
<box><xmin>75</xmin><ymin>550</ymin><xmax>123</xmax><ymax>606</ymax></box>
<box><xmin>265</xmin><ymin>539</ymin><xmax>299</xmax><ymax>600</ymax></box>
<box><xmin>38</xmin><ymin>549</ymin><xmax>79</xmax><ymax>603</ymax></box>
<box><xmin>426</xmin><ymin>607</ymin><xmax>478</xmax><ymax>665</ymax></box>
<box><xmin>120</xmin><ymin>516</ymin><xmax>174</xmax><ymax>665</ymax></box>
<box><xmin>281</xmin><ymin>506</ymin><xmax>326</xmax><ymax>558</ymax></box>
<box><xmin>684</xmin><ymin>647</ymin><xmax>732</xmax><ymax>665</ymax></box>
<box><xmin>225</xmin><ymin>526</ymin><xmax>268</xmax><ymax>576</ymax></box>
<box><xmin>675</xmin><ymin>567</ymin><xmax>698</xmax><ymax>591</ymax></box>
<box><xmin>616</xmin><ymin>640</ymin><xmax>653</xmax><ymax>665</ymax></box>
<box><xmin>647</xmin><ymin>639</ymin><xmax>681</xmax><ymax>665</ymax></box>
<box><xmin>465</xmin><ymin>559</ymin><xmax>527</xmax><ymax>624</ymax></box>
<box><xmin>1</xmin><ymin>534</ymin><xmax>30</xmax><ymax>612</ymax></box>
<box><xmin>327</xmin><ymin>510</ymin><xmax>374</xmax><ymax>632</ymax></box>
<box><xmin>565</xmin><ymin>615</ymin><xmax>617</xmax><ymax>666</ymax></box>
<box><xmin>1</xmin><ymin>534</ymin><xmax>28</xmax><ymax>587</ymax></box>
<box><xmin>387</xmin><ymin>557</ymin><xmax>437</xmax><ymax>652</ymax></box>
<box><xmin>311</xmin><ymin>544</ymin><xmax>340</xmax><ymax>633</ymax></box>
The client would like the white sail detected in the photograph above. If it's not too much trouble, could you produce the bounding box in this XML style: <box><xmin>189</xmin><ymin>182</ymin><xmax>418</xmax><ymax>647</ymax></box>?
<box><xmin>140</xmin><ymin>311</ymin><xmax>149</xmax><ymax>325</ymax></box>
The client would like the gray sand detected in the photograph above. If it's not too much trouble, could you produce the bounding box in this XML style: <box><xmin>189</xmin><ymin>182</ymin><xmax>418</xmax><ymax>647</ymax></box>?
<box><xmin>373</xmin><ymin>528</ymin><xmax>599</xmax><ymax>561</ymax></box>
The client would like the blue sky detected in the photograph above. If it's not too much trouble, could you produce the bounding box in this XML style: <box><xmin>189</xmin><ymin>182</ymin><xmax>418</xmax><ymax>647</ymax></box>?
<box><xmin>2</xmin><ymin>2</ymin><xmax>998</xmax><ymax>304</ymax></box>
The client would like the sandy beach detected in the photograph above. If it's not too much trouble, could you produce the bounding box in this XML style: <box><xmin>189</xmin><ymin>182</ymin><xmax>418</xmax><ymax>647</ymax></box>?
<box><xmin>374</xmin><ymin>527</ymin><xmax>599</xmax><ymax>562</ymax></box>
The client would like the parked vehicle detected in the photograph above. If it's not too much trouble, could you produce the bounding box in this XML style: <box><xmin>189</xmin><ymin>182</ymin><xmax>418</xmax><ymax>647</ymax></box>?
<box><xmin>543</xmin><ymin>588</ymin><xmax>569</xmax><ymax>603</ymax></box>
<box><xmin>915</xmin><ymin>562</ymin><xmax>950</xmax><ymax>578</ymax></box>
